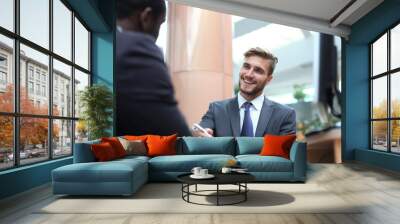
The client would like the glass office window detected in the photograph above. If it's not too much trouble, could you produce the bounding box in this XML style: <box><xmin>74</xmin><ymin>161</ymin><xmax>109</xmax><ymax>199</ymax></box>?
<box><xmin>53</xmin><ymin>59</ymin><xmax>72</xmax><ymax>117</ymax></box>
<box><xmin>20</xmin><ymin>0</ymin><xmax>49</xmax><ymax>49</ymax></box>
<box><xmin>372</xmin><ymin>34</ymin><xmax>387</xmax><ymax>77</ymax></box>
<box><xmin>391</xmin><ymin>72</ymin><xmax>400</xmax><ymax>118</ymax></box>
<box><xmin>0</xmin><ymin>0</ymin><xmax>14</xmax><ymax>32</ymax></box>
<box><xmin>19</xmin><ymin>117</ymin><xmax>49</xmax><ymax>165</ymax></box>
<box><xmin>74</xmin><ymin>69</ymin><xmax>89</xmax><ymax>118</ymax></box>
<box><xmin>372</xmin><ymin>77</ymin><xmax>387</xmax><ymax>119</ymax></box>
<box><xmin>370</xmin><ymin>21</ymin><xmax>400</xmax><ymax>153</ymax></box>
<box><xmin>0</xmin><ymin>116</ymin><xmax>14</xmax><ymax>169</ymax></box>
<box><xmin>391</xmin><ymin>24</ymin><xmax>400</xmax><ymax>70</ymax></box>
<box><xmin>391</xmin><ymin>120</ymin><xmax>400</xmax><ymax>153</ymax></box>
<box><xmin>53</xmin><ymin>0</ymin><xmax>72</xmax><ymax>60</ymax></box>
<box><xmin>0</xmin><ymin>34</ymin><xmax>14</xmax><ymax>113</ymax></box>
<box><xmin>0</xmin><ymin>0</ymin><xmax>91</xmax><ymax>170</ymax></box>
<box><xmin>74</xmin><ymin>18</ymin><xmax>89</xmax><ymax>70</ymax></box>
<box><xmin>53</xmin><ymin>119</ymin><xmax>72</xmax><ymax>158</ymax></box>
<box><xmin>20</xmin><ymin>44</ymin><xmax>49</xmax><ymax>115</ymax></box>
<box><xmin>372</xmin><ymin>121</ymin><xmax>388</xmax><ymax>151</ymax></box>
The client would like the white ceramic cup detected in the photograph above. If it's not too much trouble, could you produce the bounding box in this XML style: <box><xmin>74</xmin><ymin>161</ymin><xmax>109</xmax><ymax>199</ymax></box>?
<box><xmin>221</xmin><ymin>167</ymin><xmax>232</xmax><ymax>174</ymax></box>
<box><xmin>200</xmin><ymin>169</ymin><xmax>208</xmax><ymax>176</ymax></box>
<box><xmin>191</xmin><ymin>167</ymin><xmax>202</xmax><ymax>176</ymax></box>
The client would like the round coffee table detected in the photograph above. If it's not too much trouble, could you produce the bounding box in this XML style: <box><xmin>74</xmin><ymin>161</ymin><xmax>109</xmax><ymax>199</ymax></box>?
<box><xmin>177</xmin><ymin>173</ymin><xmax>255</xmax><ymax>206</ymax></box>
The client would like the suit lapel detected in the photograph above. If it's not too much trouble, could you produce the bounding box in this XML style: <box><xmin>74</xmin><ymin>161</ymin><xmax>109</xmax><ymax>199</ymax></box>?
<box><xmin>255</xmin><ymin>97</ymin><xmax>274</xmax><ymax>137</ymax></box>
<box><xmin>228</xmin><ymin>97</ymin><xmax>240</xmax><ymax>136</ymax></box>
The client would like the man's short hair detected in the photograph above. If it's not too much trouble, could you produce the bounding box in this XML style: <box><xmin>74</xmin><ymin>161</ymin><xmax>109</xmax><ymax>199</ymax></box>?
<box><xmin>117</xmin><ymin>0</ymin><xmax>166</xmax><ymax>19</ymax></box>
<box><xmin>244</xmin><ymin>47</ymin><xmax>278</xmax><ymax>75</ymax></box>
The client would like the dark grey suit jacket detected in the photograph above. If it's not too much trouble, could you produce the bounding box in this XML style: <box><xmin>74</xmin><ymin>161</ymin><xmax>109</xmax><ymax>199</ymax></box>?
<box><xmin>116</xmin><ymin>31</ymin><xmax>191</xmax><ymax>136</ymax></box>
<box><xmin>199</xmin><ymin>96</ymin><xmax>296</xmax><ymax>137</ymax></box>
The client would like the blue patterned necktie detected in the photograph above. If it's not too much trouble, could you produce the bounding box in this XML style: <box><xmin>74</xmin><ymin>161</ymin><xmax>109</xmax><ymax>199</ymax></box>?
<box><xmin>241</xmin><ymin>102</ymin><xmax>254</xmax><ymax>137</ymax></box>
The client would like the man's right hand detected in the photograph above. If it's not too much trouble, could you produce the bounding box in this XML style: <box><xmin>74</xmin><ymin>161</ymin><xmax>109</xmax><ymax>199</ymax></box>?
<box><xmin>192</xmin><ymin>128</ymin><xmax>214</xmax><ymax>137</ymax></box>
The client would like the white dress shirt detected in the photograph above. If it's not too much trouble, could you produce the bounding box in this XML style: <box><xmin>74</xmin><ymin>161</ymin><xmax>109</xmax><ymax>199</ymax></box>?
<box><xmin>238</xmin><ymin>93</ymin><xmax>265</xmax><ymax>136</ymax></box>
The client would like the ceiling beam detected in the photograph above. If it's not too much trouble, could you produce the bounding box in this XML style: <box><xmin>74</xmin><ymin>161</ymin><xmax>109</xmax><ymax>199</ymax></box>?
<box><xmin>168</xmin><ymin>0</ymin><xmax>351</xmax><ymax>38</ymax></box>
<box><xmin>330</xmin><ymin>0</ymin><xmax>368</xmax><ymax>27</ymax></box>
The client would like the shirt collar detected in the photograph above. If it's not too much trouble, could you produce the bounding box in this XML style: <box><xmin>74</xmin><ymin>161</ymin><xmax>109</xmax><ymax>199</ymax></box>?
<box><xmin>116</xmin><ymin>26</ymin><xmax>156</xmax><ymax>42</ymax></box>
<box><xmin>237</xmin><ymin>93</ymin><xmax>264</xmax><ymax>111</ymax></box>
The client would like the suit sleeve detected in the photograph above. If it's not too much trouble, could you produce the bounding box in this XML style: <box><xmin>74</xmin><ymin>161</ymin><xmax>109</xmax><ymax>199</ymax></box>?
<box><xmin>280</xmin><ymin>109</ymin><xmax>296</xmax><ymax>135</ymax></box>
<box><xmin>199</xmin><ymin>103</ymin><xmax>216</xmax><ymax>130</ymax></box>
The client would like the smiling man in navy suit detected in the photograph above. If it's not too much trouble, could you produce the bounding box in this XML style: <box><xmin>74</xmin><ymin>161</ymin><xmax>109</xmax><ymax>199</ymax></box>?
<box><xmin>116</xmin><ymin>0</ymin><xmax>191</xmax><ymax>136</ymax></box>
<box><xmin>195</xmin><ymin>47</ymin><xmax>296</xmax><ymax>137</ymax></box>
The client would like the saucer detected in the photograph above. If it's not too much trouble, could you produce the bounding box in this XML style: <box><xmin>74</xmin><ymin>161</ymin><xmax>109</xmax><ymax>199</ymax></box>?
<box><xmin>190</xmin><ymin>174</ymin><xmax>215</xmax><ymax>179</ymax></box>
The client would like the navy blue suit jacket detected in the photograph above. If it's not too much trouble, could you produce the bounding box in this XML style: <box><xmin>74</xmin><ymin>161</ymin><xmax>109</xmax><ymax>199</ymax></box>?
<box><xmin>199</xmin><ymin>96</ymin><xmax>296</xmax><ymax>137</ymax></box>
<box><xmin>116</xmin><ymin>31</ymin><xmax>191</xmax><ymax>136</ymax></box>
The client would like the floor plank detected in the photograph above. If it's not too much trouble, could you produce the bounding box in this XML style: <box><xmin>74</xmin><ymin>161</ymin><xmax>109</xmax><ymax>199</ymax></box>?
<box><xmin>1</xmin><ymin>162</ymin><xmax>400</xmax><ymax>224</ymax></box>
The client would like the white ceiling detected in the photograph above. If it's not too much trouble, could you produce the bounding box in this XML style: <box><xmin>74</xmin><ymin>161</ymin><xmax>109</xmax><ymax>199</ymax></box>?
<box><xmin>226</xmin><ymin>0</ymin><xmax>352</xmax><ymax>22</ymax></box>
<box><xmin>169</xmin><ymin>0</ymin><xmax>384</xmax><ymax>38</ymax></box>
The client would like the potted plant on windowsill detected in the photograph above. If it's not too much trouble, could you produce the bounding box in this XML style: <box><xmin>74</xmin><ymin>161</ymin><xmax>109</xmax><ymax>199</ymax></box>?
<box><xmin>79</xmin><ymin>84</ymin><xmax>113</xmax><ymax>140</ymax></box>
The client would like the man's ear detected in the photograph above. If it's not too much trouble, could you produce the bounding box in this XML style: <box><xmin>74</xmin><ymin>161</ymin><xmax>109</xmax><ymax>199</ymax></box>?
<box><xmin>139</xmin><ymin>7</ymin><xmax>154</xmax><ymax>29</ymax></box>
<box><xmin>267</xmin><ymin>75</ymin><xmax>273</xmax><ymax>83</ymax></box>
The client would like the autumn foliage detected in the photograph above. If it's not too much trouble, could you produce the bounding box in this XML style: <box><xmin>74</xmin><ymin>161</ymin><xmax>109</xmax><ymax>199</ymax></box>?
<box><xmin>0</xmin><ymin>84</ymin><xmax>59</xmax><ymax>150</ymax></box>
<box><xmin>372</xmin><ymin>99</ymin><xmax>400</xmax><ymax>141</ymax></box>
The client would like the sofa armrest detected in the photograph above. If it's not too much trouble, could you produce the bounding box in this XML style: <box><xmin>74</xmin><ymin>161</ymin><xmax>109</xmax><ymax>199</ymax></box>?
<box><xmin>73</xmin><ymin>140</ymin><xmax>100</xmax><ymax>163</ymax></box>
<box><xmin>289</xmin><ymin>141</ymin><xmax>307</xmax><ymax>181</ymax></box>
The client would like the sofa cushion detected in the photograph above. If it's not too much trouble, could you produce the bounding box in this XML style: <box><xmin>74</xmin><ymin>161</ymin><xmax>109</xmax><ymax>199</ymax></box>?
<box><xmin>101</xmin><ymin>137</ymin><xmax>127</xmax><ymax>158</ymax></box>
<box><xmin>179</xmin><ymin>137</ymin><xmax>235</xmax><ymax>155</ymax></box>
<box><xmin>147</xmin><ymin>134</ymin><xmax>177</xmax><ymax>157</ymax></box>
<box><xmin>118</xmin><ymin>137</ymin><xmax>147</xmax><ymax>156</ymax></box>
<box><xmin>91</xmin><ymin>142</ymin><xmax>118</xmax><ymax>161</ymax></box>
<box><xmin>260</xmin><ymin>134</ymin><xmax>296</xmax><ymax>159</ymax></box>
<box><xmin>115</xmin><ymin>155</ymin><xmax>150</xmax><ymax>163</ymax></box>
<box><xmin>53</xmin><ymin>159</ymin><xmax>147</xmax><ymax>183</ymax></box>
<box><xmin>236</xmin><ymin>155</ymin><xmax>293</xmax><ymax>172</ymax></box>
<box><xmin>74</xmin><ymin>139</ymin><xmax>100</xmax><ymax>163</ymax></box>
<box><xmin>148</xmin><ymin>154</ymin><xmax>235</xmax><ymax>172</ymax></box>
<box><xmin>235</xmin><ymin>137</ymin><xmax>264</xmax><ymax>155</ymax></box>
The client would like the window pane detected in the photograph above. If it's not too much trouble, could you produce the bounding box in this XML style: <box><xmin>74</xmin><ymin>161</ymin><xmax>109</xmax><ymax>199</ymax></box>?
<box><xmin>391</xmin><ymin>120</ymin><xmax>400</xmax><ymax>153</ymax></box>
<box><xmin>372</xmin><ymin>121</ymin><xmax>388</xmax><ymax>151</ymax></box>
<box><xmin>372</xmin><ymin>33</ymin><xmax>387</xmax><ymax>76</ymax></box>
<box><xmin>53</xmin><ymin>119</ymin><xmax>72</xmax><ymax>158</ymax></box>
<box><xmin>74</xmin><ymin>18</ymin><xmax>89</xmax><ymax>70</ymax></box>
<box><xmin>0</xmin><ymin>116</ymin><xmax>13</xmax><ymax>170</ymax></box>
<box><xmin>372</xmin><ymin>77</ymin><xmax>387</xmax><ymax>119</ymax></box>
<box><xmin>53</xmin><ymin>59</ymin><xmax>72</xmax><ymax>117</ymax></box>
<box><xmin>53</xmin><ymin>0</ymin><xmax>72</xmax><ymax>60</ymax></box>
<box><xmin>0</xmin><ymin>34</ymin><xmax>14</xmax><ymax>112</ymax></box>
<box><xmin>20</xmin><ymin>0</ymin><xmax>49</xmax><ymax>49</ymax></box>
<box><xmin>20</xmin><ymin>117</ymin><xmax>49</xmax><ymax>165</ymax></box>
<box><xmin>391</xmin><ymin>24</ymin><xmax>400</xmax><ymax>70</ymax></box>
<box><xmin>0</xmin><ymin>0</ymin><xmax>14</xmax><ymax>31</ymax></box>
<box><xmin>75</xmin><ymin>120</ymin><xmax>88</xmax><ymax>143</ymax></box>
<box><xmin>74</xmin><ymin>69</ymin><xmax>89</xmax><ymax>118</ymax></box>
<box><xmin>391</xmin><ymin>72</ymin><xmax>400</xmax><ymax>118</ymax></box>
<box><xmin>20</xmin><ymin>44</ymin><xmax>49</xmax><ymax>115</ymax></box>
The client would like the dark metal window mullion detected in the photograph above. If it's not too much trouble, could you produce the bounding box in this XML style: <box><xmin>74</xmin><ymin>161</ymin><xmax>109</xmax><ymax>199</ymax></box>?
<box><xmin>387</xmin><ymin>30</ymin><xmax>391</xmax><ymax>152</ymax></box>
<box><xmin>71</xmin><ymin>12</ymin><xmax>76</xmax><ymax>156</ymax></box>
<box><xmin>370</xmin><ymin>45</ymin><xmax>373</xmax><ymax>149</ymax></box>
<box><xmin>48</xmin><ymin>0</ymin><xmax>53</xmax><ymax>160</ymax></box>
<box><xmin>13</xmin><ymin>0</ymin><xmax>20</xmax><ymax>166</ymax></box>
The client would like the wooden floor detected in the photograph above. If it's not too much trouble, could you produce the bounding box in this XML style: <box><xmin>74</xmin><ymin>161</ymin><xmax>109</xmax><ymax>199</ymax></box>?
<box><xmin>1</xmin><ymin>162</ymin><xmax>400</xmax><ymax>224</ymax></box>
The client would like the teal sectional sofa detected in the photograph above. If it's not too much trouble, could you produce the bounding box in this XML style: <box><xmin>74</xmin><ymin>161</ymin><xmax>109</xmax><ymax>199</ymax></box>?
<box><xmin>52</xmin><ymin>137</ymin><xmax>307</xmax><ymax>196</ymax></box>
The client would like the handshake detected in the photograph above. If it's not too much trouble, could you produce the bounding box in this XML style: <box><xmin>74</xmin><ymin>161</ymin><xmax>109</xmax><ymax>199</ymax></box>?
<box><xmin>191</xmin><ymin>123</ymin><xmax>214</xmax><ymax>137</ymax></box>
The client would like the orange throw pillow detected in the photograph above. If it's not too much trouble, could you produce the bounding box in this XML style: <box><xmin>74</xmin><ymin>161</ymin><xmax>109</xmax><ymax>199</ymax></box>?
<box><xmin>260</xmin><ymin>134</ymin><xmax>297</xmax><ymax>159</ymax></box>
<box><xmin>101</xmin><ymin>137</ymin><xmax>127</xmax><ymax>158</ymax></box>
<box><xmin>124</xmin><ymin>135</ymin><xmax>149</xmax><ymax>141</ymax></box>
<box><xmin>124</xmin><ymin>135</ymin><xmax>149</xmax><ymax>148</ymax></box>
<box><xmin>91</xmin><ymin>142</ymin><xmax>117</xmax><ymax>161</ymax></box>
<box><xmin>146</xmin><ymin>134</ymin><xmax>177</xmax><ymax>157</ymax></box>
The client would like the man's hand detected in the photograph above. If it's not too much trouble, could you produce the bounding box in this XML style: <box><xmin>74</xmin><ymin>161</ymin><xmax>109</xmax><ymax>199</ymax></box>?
<box><xmin>192</xmin><ymin>128</ymin><xmax>214</xmax><ymax>137</ymax></box>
